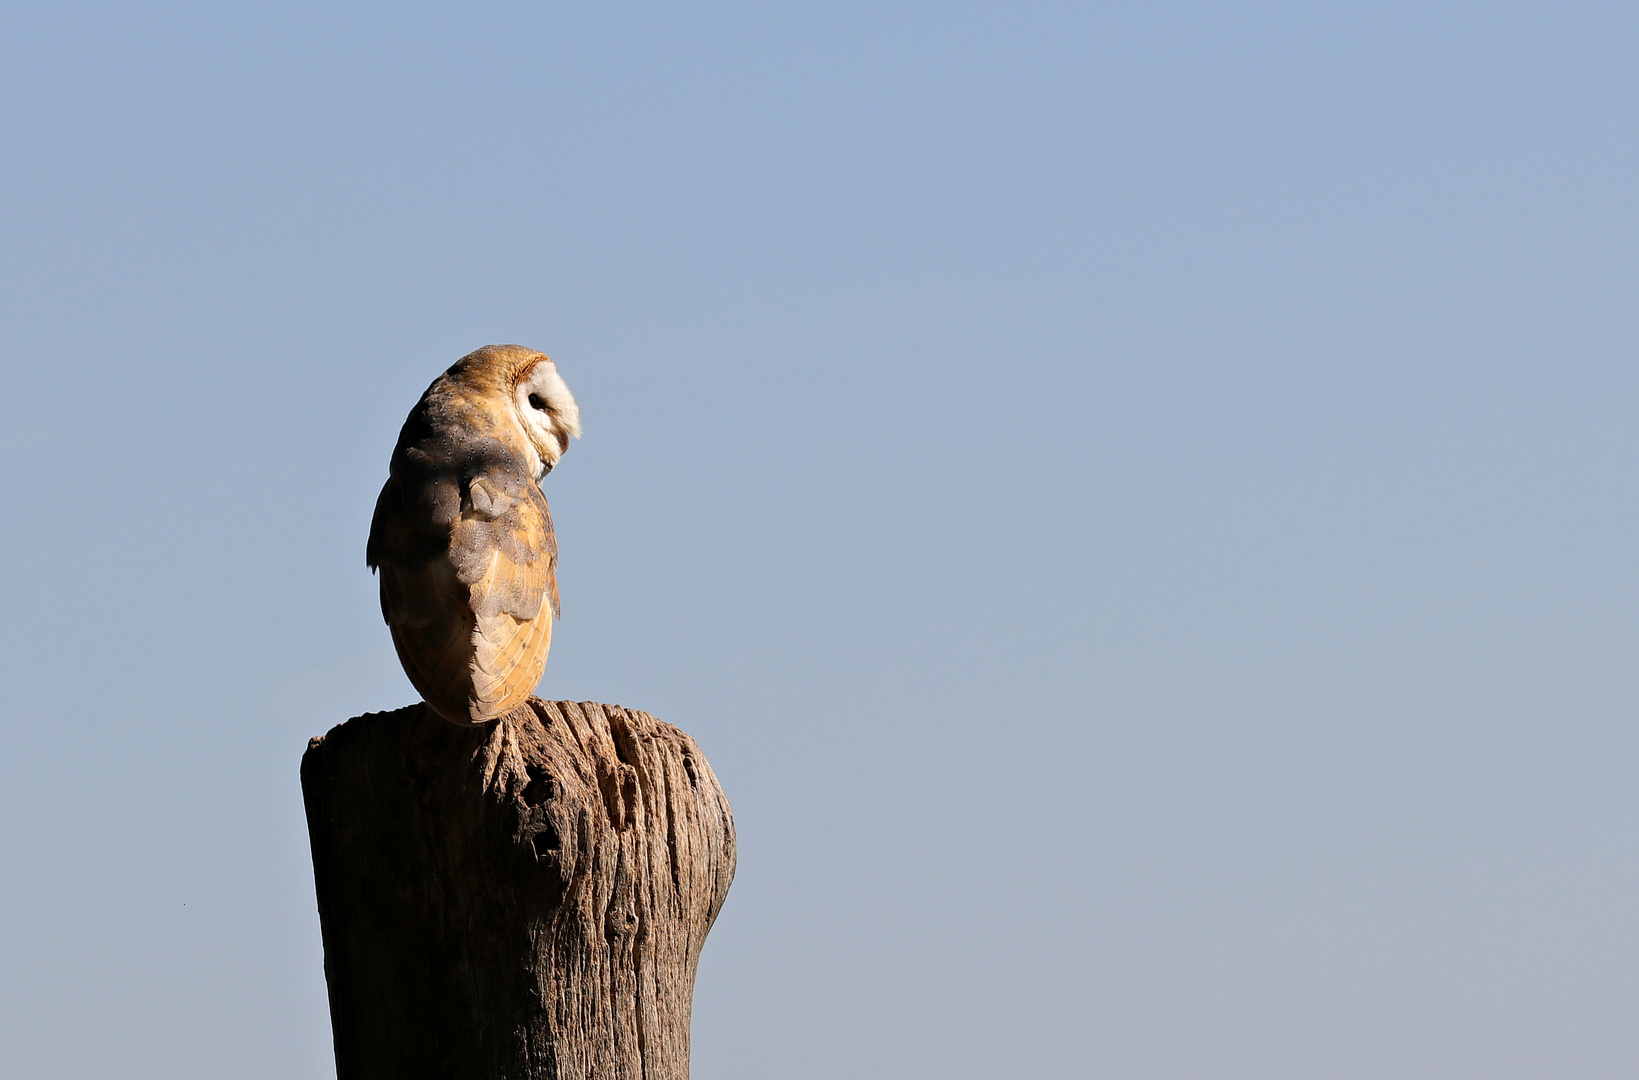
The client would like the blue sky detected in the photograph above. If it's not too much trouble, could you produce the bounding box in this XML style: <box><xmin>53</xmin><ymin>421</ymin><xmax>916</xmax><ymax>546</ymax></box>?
<box><xmin>3</xmin><ymin>3</ymin><xmax>1638</xmax><ymax>1077</ymax></box>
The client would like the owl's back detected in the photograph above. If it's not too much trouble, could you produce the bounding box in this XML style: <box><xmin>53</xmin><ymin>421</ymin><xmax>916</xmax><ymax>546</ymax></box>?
<box><xmin>368</xmin><ymin>383</ymin><xmax>560</xmax><ymax>725</ymax></box>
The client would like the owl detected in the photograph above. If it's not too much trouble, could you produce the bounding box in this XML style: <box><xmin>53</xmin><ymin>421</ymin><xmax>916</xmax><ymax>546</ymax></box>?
<box><xmin>366</xmin><ymin>345</ymin><xmax>581</xmax><ymax>726</ymax></box>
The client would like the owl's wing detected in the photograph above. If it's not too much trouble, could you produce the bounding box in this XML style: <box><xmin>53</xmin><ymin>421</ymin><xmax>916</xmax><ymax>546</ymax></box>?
<box><xmin>369</xmin><ymin>469</ymin><xmax>559</xmax><ymax>723</ymax></box>
<box><xmin>449</xmin><ymin>475</ymin><xmax>557</xmax><ymax>620</ymax></box>
<box><xmin>369</xmin><ymin>475</ymin><xmax>457</xmax><ymax>624</ymax></box>
<box><xmin>369</xmin><ymin>474</ymin><xmax>478</xmax><ymax>718</ymax></box>
<box><xmin>448</xmin><ymin>475</ymin><xmax>559</xmax><ymax>718</ymax></box>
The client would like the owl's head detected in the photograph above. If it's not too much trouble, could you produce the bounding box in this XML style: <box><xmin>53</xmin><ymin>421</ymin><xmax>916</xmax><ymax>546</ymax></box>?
<box><xmin>511</xmin><ymin>356</ymin><xmax>581</xmax><ymax>478</ymax></box>
<box><xmin>445</xmin><ymin>344</ymin><xmax>582</xmax><ymax>481</ymax></box>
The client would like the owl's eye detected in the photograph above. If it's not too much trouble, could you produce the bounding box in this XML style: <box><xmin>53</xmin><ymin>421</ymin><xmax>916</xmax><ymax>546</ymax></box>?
<box><xmin>527</xmin><ymin>393</ymin><xmax>548</xmax><ymax>411</ymax></box>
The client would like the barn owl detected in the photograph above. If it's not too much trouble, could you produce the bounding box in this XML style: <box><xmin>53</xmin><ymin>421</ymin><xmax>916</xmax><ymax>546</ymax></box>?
<box><xmin>366</xmin><ymin>345</ymin><xmax>581</xmax><ymax>726</ymax></box>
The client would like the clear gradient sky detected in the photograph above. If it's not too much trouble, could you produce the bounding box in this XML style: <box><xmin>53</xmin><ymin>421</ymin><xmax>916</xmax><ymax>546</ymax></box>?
<box><xmin>3</xmin><ymin>3</ymin><xmax>1639</xmax><ymax>1078</ymax></box>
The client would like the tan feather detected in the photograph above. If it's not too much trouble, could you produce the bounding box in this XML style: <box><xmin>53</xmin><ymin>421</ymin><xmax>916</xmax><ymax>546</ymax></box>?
<box><xmin>471</xmin><ymin>606</ymin><xmax>553</xmax><ymax>718</ymax></box>
<box><xmin>367</xmin><ymin>345</ymin><xmax>577</xmax><ymax>726</ymax></box>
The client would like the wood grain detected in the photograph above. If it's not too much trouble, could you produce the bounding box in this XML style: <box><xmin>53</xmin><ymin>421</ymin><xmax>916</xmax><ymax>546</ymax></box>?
<box><xmin>302</xmin><ymin>699</ymin><xmax>735</xmax><ymax>1080</ymax></box>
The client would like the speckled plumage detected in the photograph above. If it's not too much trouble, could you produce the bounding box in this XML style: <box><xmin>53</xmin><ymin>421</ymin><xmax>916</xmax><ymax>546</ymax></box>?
<box><xmin>367</xmin><ymin>345</ymin><xmax>580</xmax><ymax>725</ymax></box>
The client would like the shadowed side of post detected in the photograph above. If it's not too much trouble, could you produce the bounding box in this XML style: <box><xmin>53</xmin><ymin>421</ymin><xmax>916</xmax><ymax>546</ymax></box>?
<box><xmin>301</xmin><ymin>699</ymin><xmax>736</xmax><ymax>1080</ymax></box>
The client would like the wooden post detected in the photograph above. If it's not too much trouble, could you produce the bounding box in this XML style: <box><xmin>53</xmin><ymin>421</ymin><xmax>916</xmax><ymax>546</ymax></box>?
<box><xmin>301</xmin><ymin>699</ymin><xmax>736</xmax><ymax>1080</ymax></box>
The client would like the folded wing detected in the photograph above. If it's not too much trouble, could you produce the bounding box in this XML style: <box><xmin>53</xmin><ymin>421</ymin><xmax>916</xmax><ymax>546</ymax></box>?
<box><xmin>370</xmin><ymin>470</ymin><xmax>559</xmax><ymax>724</ymax></box>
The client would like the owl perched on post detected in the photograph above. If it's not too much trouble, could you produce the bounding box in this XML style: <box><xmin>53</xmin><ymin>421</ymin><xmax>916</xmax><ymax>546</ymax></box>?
<box><xmin>366</xmin><ymin>345</ymin><xmax>581</xmax><ymax>726</ymax></box>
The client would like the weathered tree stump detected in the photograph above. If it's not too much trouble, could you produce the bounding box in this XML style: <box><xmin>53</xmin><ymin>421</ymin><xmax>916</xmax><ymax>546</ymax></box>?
<box><xmin>301</xmin><ymin>698</ymin><xmax>735</xmax><ymax>1080</ymax></box>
